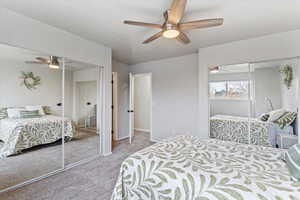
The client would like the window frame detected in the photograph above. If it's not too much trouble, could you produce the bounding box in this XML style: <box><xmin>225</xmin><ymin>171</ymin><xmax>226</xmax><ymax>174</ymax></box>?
<box><xmin>209</xmin><ymin>79</ymin><xmax>250</xmax><ymax>101</ymax></box>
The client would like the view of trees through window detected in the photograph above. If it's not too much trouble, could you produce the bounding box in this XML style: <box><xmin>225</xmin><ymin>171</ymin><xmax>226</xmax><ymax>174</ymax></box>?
<box><xmin>209</xmin><ymin>80</ymin><xmax>249</xmax><ymax>100</ymax></box>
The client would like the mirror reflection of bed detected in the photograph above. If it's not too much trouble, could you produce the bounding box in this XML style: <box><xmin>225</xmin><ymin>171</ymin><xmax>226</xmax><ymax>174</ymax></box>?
<box><xmin>0</xmin><ymin>44</ymin><xmax>66</xmax><ymax>190</ymax></box>
<box><xmin>0</xmin><ymin>44</ymin><xmax>101</xmax><ymax>191</ymax></box>
<box><xmin>209</xmin><ymin>57</ymin><xmax>299</xmax><ymax>149</ymax></box>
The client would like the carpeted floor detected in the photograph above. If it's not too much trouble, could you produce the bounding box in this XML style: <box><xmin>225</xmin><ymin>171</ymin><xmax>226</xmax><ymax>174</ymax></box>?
<box><xmin>0</xmin><ymin>131</ymin><xmax>99</xmax><ymax>191</ymax></box>
<box><xmin>0</xmin><ymin>131</ymin><xmax>153</xmax><ymax>200</ymax></box>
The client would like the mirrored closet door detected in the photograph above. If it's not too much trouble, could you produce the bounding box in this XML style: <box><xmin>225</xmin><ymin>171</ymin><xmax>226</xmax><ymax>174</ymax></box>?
<box><xmin>209</xmin><ymin>57</ymin><xmax>300</xmax><ymax>149</ymax></box>
<box><xmin>0</xmin><ymin>44</ymin><xmax>63</xmax><ymax>190</ymax></box>
<box><xmin>249</xmin><ymin>58</ymin><xmax>299</xmax><ymax>148</ymax></box>
<box><xmin>63</xmin><ymin>59</ymin><xmax>101</xmax><ymax>166</ymax></box>
<box><xmin>209</xmin><ymin>63</ymin><xmax>251</xmax><ymax>144</ymax></box>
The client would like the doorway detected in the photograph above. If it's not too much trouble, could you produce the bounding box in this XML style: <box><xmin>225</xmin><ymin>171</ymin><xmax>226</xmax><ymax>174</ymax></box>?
<box><xmin>75</xmin><ymin>80</ymin><xmax>98</xmax><ymax>132</ymax></box>
<box><xmin>129</xmin><ymin>73</ymin><xmax>152</xmax><ymax>143</ymax></box>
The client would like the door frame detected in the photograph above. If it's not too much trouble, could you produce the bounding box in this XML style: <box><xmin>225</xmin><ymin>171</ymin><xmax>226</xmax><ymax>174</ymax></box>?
<box><xmin>112</xmin><ymin>72</ymin><xmax>119</xmax><ymax>141</ymax></box>
<box><xmin>130</xmin><ymin>73</ymin><xmax>153</xmax><ymax>142</ymax></box>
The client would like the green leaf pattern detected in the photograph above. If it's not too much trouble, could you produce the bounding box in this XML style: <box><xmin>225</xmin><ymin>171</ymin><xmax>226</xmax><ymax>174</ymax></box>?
<box><xmin>210</xmin><ymin>116</ymin><xmax>272</xmax><ymax>147</ymax></box>
<box><xmin>0</xmin><ymin>115</ymin><xmax>74</xmax><ymax>158</ymax></box>
<box><xmin>111</xmin><ymin>136</ymin><xmax>300</xmax><ymax>200</ymax></box>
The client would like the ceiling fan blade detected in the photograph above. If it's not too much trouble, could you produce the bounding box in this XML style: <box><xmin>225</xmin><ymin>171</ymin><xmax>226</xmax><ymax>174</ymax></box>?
<box><xmin>25</xmin><ymin>61</ymin><xmax>44</xmax><ymax>64</ymax></box>
<box><xmin>168</xmin><ymin>0</ymin><xmax>187</xmax><ymax>24</ymax></box>
<box><xmin>124</xmin><ymin>21</ymin><xmax>162</xmax><ymax>29</ymax></box>
<box><xmin>143</xmin><ymin>31</ymin><xmax>163</xmax><ymax>44</ymax></box>
<box><xmin>177</xmin><ymin>32</ymin><xmax>190</xmax><ymax>44</ymax></box>
<box><xmin>179</xmin><ymin>18</ymin><xmax>224</xmax><ymax>30</ymax></box>
<box><xmin>35</xmin><ymin>57</ymin><xmax>49</xmax><ymax>62</ymax></box>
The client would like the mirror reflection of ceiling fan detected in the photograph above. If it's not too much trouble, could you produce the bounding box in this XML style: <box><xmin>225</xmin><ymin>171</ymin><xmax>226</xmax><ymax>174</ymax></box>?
<box><xmin>124</xmin><ymin>0</ymin><xmax>224</xmax><ymax>44</ymax></box>
<box><xmin>210</xmin><ymin>66</ymin><xmax>236</xmax><ymax>73</ymax></box>
<box><xmin>25</xmin><ymin>56</ymin><xmax>69</xmax><ymax>69</ymax></box>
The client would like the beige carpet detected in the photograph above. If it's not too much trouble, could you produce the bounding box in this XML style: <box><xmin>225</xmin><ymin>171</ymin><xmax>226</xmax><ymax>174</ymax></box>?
<box><xmin>0</xmin><ymin>132</ymin><xmax>153</xmax><ymax>200</ymax></box>
<box><xmin>0</xmin><ymin>131</ymin><xmax>99</xmax><ymax>191</ymax></box>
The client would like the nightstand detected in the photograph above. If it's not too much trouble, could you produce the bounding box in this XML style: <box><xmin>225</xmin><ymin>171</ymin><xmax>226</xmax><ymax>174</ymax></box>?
<box><xmin>277</xmin><ymin>133</ymin><xmax>298</xmax><ymax>149</ymax></box>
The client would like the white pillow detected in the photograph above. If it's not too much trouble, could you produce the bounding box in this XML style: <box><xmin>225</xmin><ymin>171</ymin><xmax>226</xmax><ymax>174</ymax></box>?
<box><xmin>7</xmin><ymin>108</ymin><xmax>25</xmax><ymax>118</ymax></box>
<box><xmin>268</xmin><ymin>109</ymin><xmax>286</xmax><ymax>122</ymax></box>
<box><xmin>25</xmin><ymin>105</ymin><xmax>45</xmax><ymax>116</ymax></box>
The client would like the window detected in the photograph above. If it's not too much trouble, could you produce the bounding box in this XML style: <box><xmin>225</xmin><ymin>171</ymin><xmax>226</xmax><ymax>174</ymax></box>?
<box><xmin>209</xmin><ymin>80</ymin><xmax>249</xmax><ymax>100</ymax></box>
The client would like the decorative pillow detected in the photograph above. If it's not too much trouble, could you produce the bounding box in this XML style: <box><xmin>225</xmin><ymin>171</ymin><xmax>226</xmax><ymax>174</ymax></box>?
<box><xmin>275</xmin><ymin>112</ymin><xmax>297</xmax><ymax>129</ymax></box>
<box><xmin>268</xmin><ymin>109</ymin><xmax>286</xmax><ymax>122</ymax></box>
<box><xmin>285</xmin><ymin>144</ymin><xmax>300</xmax><ymax>181</ymax></box>
<box><xmin>19</xmin><ymin>110</ymin><xmax>41</xmax><ymax>118</ymax></box>
<box><xmin>43</xmin><ymin>106</ymin><xmax>52</xmax><ymax>115</ymax></box>
<box><xmin>0</xmin><ymin>108</ymin><xmax>8</xmax><ymax>120</ymax></box>
<box><xmin>25</xmin><ymin>105</ymin><xmax>45</xmax><ymax>116</ymax></box>
<box><xmin>259</xmin><ymin>113</ymin><xmax>270</xmax><ymax>121</ymax></box>
<box><xmin>7</xmin><ymin>108</ymin><xmax>26</xmax><ymax>118</ymax></box>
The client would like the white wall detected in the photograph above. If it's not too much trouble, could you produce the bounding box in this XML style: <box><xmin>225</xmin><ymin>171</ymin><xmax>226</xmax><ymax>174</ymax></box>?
<box><xmin>0</xmin><ymin>7</ymin><xmax>112</xmax><ymax>155</ymax></box>
<box><xmin>129</xmin><ymin>54</ymin><xmax>199</xmax><ymax>141</ymax></box>
<box><xmin>0</xmin><ymin>59</ymin><xmax>64</xmax><ymax>115</ymax></box>
<box><xmin>280</xmin><ymin>62</ymin><xmax>300</xmax><ymax>112</ymax></box>
<box><xmin>134</xmin><ymin>75</ymin><xmax>151</xmax><ymax>131</ymax></box>
<box><xmin>253</xmin><ymin>67</ymin><xmax>282</xmax><ymax>116</ymax></box>
<box><xmin>198</xmin><ymin>29</ymin><xmax>300</xmax><ymax>139</ymax></box>
<box><xmin>112</xmin><ymin>60</ymin><xmax>129</xmax><ymax>140</ymax></box>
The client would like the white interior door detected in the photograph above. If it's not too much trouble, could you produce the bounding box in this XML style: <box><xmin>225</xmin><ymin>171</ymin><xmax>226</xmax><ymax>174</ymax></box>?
<box><xmin>129</xmin><ymin>73</ymin><xmax>135</xmax><ymax>144</ymax></box>
<box><xmin>77</xmin><ymin>81</ymin><xmax>97</xmax><ymax>127</ymax></box>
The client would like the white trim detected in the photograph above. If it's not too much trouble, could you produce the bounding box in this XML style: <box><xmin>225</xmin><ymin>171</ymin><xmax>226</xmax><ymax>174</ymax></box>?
<box><xmin>117</xmin><ymin>136</ymin><xmax>129</xmax><ymax>141</ymax></box>
<box><xmin>62</xmin><ymin>58</ymin><xmax>65</xmax><ymax>169</ymax></box>
<box><xmin>103</xmin><ymin>152</ymin><xmax>112</xmax><ymax>156</ymax></box>
<box><xmin>112</xmin><ymin>72</ymin><xmax>119</xmax><ymax>141</ymax></box>
<box><xmin>134</xmin><ymin>128</ymin><xmax>150</xmax><ymax>133</ymax></box>
<box><xmin>150</xmin><ymin>138</ymin><xmax>160</xmax><ymax>143</ymax></box>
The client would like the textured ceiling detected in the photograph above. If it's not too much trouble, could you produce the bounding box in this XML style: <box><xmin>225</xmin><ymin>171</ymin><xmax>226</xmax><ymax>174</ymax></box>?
<box><xmin>2</xmin><ymin>0</ymin><xmax>300</xmax><ymax>64</ymax></box>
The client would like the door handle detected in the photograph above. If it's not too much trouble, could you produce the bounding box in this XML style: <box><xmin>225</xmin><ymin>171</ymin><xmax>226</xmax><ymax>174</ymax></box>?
<box><xmin>127</xmin><ymin>110</ymin><xmax>134</xmax><ymax>113</ymax></box>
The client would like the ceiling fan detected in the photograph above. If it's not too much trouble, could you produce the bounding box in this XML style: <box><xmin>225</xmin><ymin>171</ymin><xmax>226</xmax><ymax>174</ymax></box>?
<box><xmin>25</xmin><ymin>56</ymin><xmax>61</xmax><ymax>69</ymax></box>
<box><xmin>124</xmin><ymin>0</ymin><xmax>224</xmax><ymax>44</ymax></box>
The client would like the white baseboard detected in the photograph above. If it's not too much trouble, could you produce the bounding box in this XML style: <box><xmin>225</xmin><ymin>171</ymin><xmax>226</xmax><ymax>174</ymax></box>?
<box><xmin>103</xmin><ymin>151</ymin><xmax>112</xmax><ymax>156</ymax></box>
<box><xmin>134</xmin><ymin>128</ymin><xmax>150</xmax><ymax>133</ymax></box>
<box><xmin>117</xmin><ymin>136</ymin><xmax>129</xmax><ymax>141</ymax></box>
<box><xmin>150</xmin><ymin>138</ymin><xmax>160</xmax><ymax>143</ymax></box>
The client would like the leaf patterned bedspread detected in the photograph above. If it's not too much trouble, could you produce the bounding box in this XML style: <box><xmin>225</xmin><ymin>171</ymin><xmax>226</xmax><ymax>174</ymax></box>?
<box><xmin>0</xmin><ymin>115</ymin><xmax>74</xmax><ymax>158</ymax></box>
<box><xmin>210</xmin><ymin>115</ymin><xmax>272</xmax><ymax>147</ymax></box>
<box><xmin>111</xmin><ymin>136</ymin><xmax>300</xmax><ymax>200</ymax></box>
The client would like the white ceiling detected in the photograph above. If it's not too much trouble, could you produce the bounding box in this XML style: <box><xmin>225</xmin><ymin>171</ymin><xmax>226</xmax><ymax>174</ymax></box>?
<box><xmin>2</xmin><ymin>0</ymin><xmax>300</xmax><ymax>64</ymax></box>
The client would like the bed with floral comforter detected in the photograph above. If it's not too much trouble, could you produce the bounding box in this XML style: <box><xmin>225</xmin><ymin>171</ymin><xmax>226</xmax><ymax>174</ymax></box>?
<box><xmin>111</xmin><ymin>136</ymin><xmax>300</xmax><ymax>200</ymax></box>
<box><xmin>210</xmin><ymin>115</ymin><xmax>294</xmax><ymax>147</ymax></box>
<box><xmin>0</xmin><ymin>115</ymin><xmax>74</xmax><ymax>158</ymax></box>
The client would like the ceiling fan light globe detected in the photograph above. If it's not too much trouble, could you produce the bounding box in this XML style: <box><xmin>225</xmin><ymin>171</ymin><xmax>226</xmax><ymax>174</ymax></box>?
<box><xmin>210</xmin><ymin>66</ymin><xmax>219</xmax><ymax>73</ymax></box>
<box><xmin>49</xmin><ymin>64</ymin><xmax>60</xmax><ymax>69</ymax></box>
<box><xmin>49</xmin><ymin>56</ymin><xmax>60</xmax><ymax>69</ymax></box>
<box><xmin>210</xmin><ymin>69</ymin><xmax>219</xmax><ymax>74</ymax></box>
<box><xmin>163</xmin><ymin>29</ymin><xmax>180</xmax><ymax>38</ymax></box>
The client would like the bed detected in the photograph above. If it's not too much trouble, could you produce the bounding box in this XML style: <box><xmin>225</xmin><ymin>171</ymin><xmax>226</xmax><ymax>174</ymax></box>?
<box><xmin>111</xmin><ymin>136</ymin><xmax>300</xmax><ymax>200</ymax></box>
<box><xmin>0</xmin><ymin>115</ymin><xmax>74</xmax><ymax>158</ymax></box>
<box><xmin>210</xmin><ymin>115</ymin><xmax>294</xmax><ymax>147</ymax></box>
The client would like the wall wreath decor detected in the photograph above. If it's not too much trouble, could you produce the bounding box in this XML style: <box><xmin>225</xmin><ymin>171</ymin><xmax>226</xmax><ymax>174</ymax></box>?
<box><xmin>20</xmin><ymin>71</ymin><xmax>41</xmax><ymax>90</ymax></box>
<box><xmin>279</xmin><ymin>65</ymin><xmax>293</xmax><ymax>90</ymax></box>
